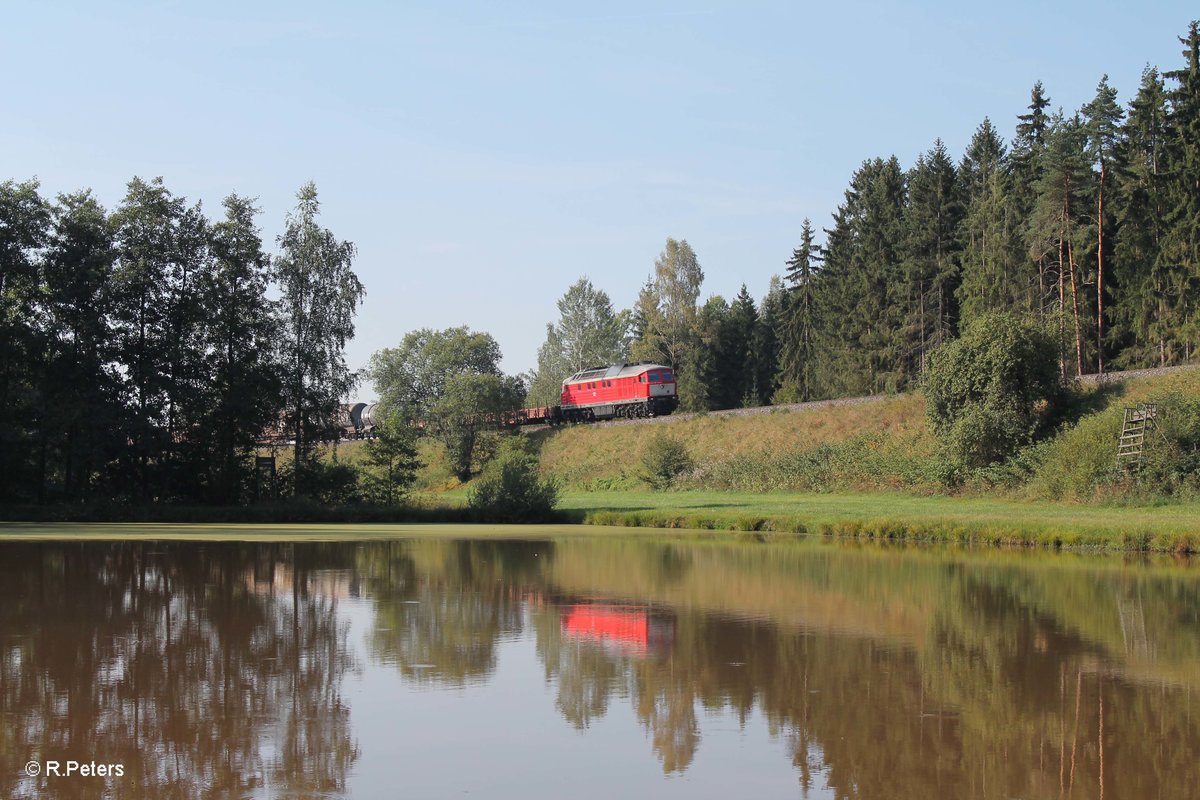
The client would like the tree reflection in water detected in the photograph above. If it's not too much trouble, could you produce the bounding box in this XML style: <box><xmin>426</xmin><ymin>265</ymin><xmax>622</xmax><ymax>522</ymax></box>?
<box><xmin>4</xmin><ymin>537</ymin><xmax>1200</xmax><ymax>799</ymax></box>
<box><xmin>357</xmin><ymin>538</ymin><xmax>1200</xmax><ymax>797</ymax></box>
<box><xmin>0</xmin><ymin>542</ymin><xmax>359</xmax><ymax>800</ymax></box>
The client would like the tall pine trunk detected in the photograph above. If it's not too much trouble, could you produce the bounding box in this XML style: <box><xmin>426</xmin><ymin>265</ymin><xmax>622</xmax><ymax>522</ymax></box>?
<box><xmin>1096</xmin><ymin>163</ymin><xmax>1106</xmax><ymax>374</ymax></box>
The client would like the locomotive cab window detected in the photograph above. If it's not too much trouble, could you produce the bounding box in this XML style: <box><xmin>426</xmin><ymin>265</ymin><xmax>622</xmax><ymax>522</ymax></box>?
<box><xmin>662</xmin><ymin>371</ymin><xmax>673</xmax><ymax>381</ymax></box>
<box><xmin>649</xmin><ymin>372</ymin><xmax>660</xmax><ymax>382</ymax></box>
<box><xmin>639</xmin><ymin>375</ymin><xmax>646</xmax><ymax>383</ymax></box>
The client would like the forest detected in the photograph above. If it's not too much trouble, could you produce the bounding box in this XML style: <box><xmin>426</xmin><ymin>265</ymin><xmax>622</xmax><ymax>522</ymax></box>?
<box><xmin>556</xmin><ymin>21</ymin><xmax>1200</xmax><ymax>412</ymax></box>
<box><xmin>1</xmin><ymin>21</ymin><xmax>1197</xmax><ymax>508</ymax></box>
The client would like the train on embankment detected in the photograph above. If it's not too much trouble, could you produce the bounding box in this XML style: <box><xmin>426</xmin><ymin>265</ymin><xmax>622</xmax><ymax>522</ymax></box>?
<box><xmin>339</xmin><ymin>362</ymin><xmax>679</xmax><ymax>438</ymax></box>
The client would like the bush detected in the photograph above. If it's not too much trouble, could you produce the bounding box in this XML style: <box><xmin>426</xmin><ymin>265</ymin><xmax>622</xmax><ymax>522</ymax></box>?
<box><xmin>278</xmin><ymin>459</ymin><xmax>362</xmax><ymax>505</ymax></box>
<box><xmin>640</xmin><ymin>433</ymin><xmax>694</xmax><ymax>490</ymax></box>
<box><xmin>924</xmin><ymin>312</ymin><xmax>1062</xmax><ymax>468</ymax></box>
<box><xmin>467</xmin><ymin>437</ymin><xmax>560</xmax><ymax>522</ymax></box>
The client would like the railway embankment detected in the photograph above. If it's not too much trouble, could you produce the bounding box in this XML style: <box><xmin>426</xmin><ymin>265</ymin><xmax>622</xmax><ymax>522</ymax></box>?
<box><xmin>528</xmin><ymin>364</ymin><xmax>1200</xmax><ymax>551</ymax></box>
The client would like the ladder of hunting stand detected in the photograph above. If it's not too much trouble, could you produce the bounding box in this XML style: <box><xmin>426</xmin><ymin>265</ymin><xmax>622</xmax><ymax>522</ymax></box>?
<box><xmin>1116</xmin><ymin>403</ymin><xmax>1158</xmax><ymax>468</ymax></box>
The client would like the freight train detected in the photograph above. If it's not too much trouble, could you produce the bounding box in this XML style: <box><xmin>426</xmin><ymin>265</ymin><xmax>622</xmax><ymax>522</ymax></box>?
<box><xmin>339</xmin><ymin>362</ymin><xmax>678</xmax><ymax>438</ymax></box>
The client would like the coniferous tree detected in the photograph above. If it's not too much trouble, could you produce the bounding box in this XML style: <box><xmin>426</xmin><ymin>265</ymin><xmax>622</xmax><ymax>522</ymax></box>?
<box><xmin>1012</xmin><ymin>82</ymin><xmax>1054</xmax><ymax>316</ymax></box>
<box><xmin>778</xmin><ymin>219</ymin><xmax>821</xmax><ymax>401</ymax></box>
<box><xmin>1111</xmin><ymin>67</ymin><xmax>1171</xmax><ymax>365</ymax></box>
<box><xmin>817</xmin><ymin>158</ymin><xmax>908</xmax><ymax>395</ymax></box>
<box><xmin>1082</xmin><ymin>75</ymin><xmax>1124</xmax><ymax>373</ymax></box>
<box><xmin>1161</xmin><ymin>21</ymin><xmax>1200</xmax><ymax>361</ymax></box>
<box><xmin>752</xmin><ymin>276</ymin><xmax>786</xmax><ymax>405</ymax></box>
<box><xmin>957</xmin><ymin>120</ymin><xmax>1027</xmax><ymax>321</ymax></box>
<box><xmin>1029</xmin><ymin>114</ymin><xmax>1094</xmax><ymax>376</ymax></box>
<box><xmin>727</xmin><ymin>285</ymin><xmax>759</xmax><ymax>406</ymax></box>
<box><xmin>692</xmin><ymin>295</ymin><xmax>729</xmax><ymax>410</ymax></box>
<box><xmin>902</xmin><ymin>140</ymin><xmax>963</xmax><ymax>376</ymax></box>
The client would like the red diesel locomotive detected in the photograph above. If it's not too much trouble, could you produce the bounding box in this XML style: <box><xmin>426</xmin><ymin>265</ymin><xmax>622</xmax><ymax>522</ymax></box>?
<box><xmin>339</xmin><ymin>362</ymin><xmax>679</xmax><ymax>436</ymax></box>
<box><xmin>557</xmin><ymin>362</ymin><xmax>678</xmax><ymax>422</ymax></box>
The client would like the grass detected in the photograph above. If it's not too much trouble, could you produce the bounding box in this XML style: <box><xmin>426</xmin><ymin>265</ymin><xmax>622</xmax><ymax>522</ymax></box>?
<box><xmin>0</xmin><ymin>521</ymin><xmax>595</xmax><ymax>541</ymax></box>
<box><xmin>533</xmin><ymin>394</ymin><xmax>930</xmax><ymax>491</ymax></box>
<box><xmin>557</xmin><ymin>488</ymin><xmax>1200</xmax><ymax>553</ymax></box>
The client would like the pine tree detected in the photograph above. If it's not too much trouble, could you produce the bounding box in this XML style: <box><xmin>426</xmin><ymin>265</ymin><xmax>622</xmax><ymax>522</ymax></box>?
<box><xmin>1082</xmin><ymin>75</ymin><xmax>1124</xmax><ymax>373</ymax></box>
<box><xmin>1029</xmin><ymin>113</ymin><xmax>1095</xmax><ymax>376</ymax></box>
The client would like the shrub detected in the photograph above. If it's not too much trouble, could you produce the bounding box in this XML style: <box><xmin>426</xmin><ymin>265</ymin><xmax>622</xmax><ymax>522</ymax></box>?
<box><xmin>924</xmin><ymin>312</ymin><xmax>1062</xmax><ymax>468</ymax></box>
<box><xmin>640</xmin><ymin>433</ymin><xmax>694</xmax><ymax>490</ymax></box>
<box><xmin>467</xmin><ymin>437</ymin><xmax>560</xmax><ymax>522</ymax></box>
<box><xmin>279</xmin><ymin>459</ymin><xmax>362</xmax><ymax>505</ymax></box>
<box><xmin>361</xmin><ymin>414</ymin><xmax>422</xmax><ymax>505</ymax></box>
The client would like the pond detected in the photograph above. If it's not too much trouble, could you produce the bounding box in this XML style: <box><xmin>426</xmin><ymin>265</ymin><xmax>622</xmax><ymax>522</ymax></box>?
<box><xmin>2</xmin><ymin>531</ymin><xmax>1199</xmax><ymax>798</ymax></box>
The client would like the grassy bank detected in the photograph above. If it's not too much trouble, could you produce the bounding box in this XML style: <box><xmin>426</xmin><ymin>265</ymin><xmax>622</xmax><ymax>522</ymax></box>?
<box><xmin>558</xmin><ymin>489</ymin><xmax>1200</xmax><ymax>553</ymax></box>
<box><xmin>5</xmin><ymin>489</ymin><xmax>1199</xmax><ymax>553</ymax></box>
<box><xmin>534</xmin><ymin>366</ymin><xmax>1200</xmax><ymax>502</ymax></box>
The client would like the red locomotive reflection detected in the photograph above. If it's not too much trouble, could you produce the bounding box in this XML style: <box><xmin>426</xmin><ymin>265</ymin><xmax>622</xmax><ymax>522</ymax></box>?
<box><xmin>560</xmin><ymin>602</ymin><xmax>675</xmax><ymax>657</ymax></box>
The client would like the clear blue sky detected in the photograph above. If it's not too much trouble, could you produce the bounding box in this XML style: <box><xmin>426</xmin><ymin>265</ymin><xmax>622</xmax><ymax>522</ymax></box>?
<box><xmin>4</xmin><ymin>1</ymin><xmax>1196</xmax><ymax>388</ymax></box>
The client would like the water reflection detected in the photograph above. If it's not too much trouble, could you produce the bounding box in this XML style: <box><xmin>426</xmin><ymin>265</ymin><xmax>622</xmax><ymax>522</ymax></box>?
<box><xmin>2</xmin><ymin>536</ymin><xmax>1198</xmax><ymax>798</ymax></box>
<box><xmin>1</xmin><ymin>543</ymin><xmax>359</xmax><ymax>799</ymax></box>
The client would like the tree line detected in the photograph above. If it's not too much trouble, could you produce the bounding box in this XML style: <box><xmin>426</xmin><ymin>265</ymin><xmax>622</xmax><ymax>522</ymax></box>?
<box><xmin>0</xmin><ymin>178</ymin><xmax>362</xmax><ymax>505</ymax></box>
<box><xmin>528</xmin><ymin>22</ymin><xmax>1200</xmax><ymax>410</ymax></box>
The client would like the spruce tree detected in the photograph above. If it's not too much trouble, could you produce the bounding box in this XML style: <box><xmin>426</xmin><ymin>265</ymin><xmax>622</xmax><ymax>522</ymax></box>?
<box><xmin>727</xmin><ymin>285</ymin><xmax>759</xmax><ymax>406</ymax></box>
<box><xmin>1111</xmin><ymin>67</ymin><xmax>1171</xmax><ymax>365</ymax></box>
<box><xmin>957</xmin><ymin>119</ymin><xmax>1027</xmax><ymax>321</ymax></box>
<box><xmin>1012</xmin><ymin>82</ymin><xmax>1054</xmax><ymax>317</ymax></box>
<box><xmin>1161</xmin><ymin>21</ymin><xmax>1200</xmax><ymax>361</ymax></box>
<box><xmin>753</xmin><ymin>277</ymin><xmax>785</xmax><ymax>405</ymax></box>
<box><xmin>902</xmin><ymin>140</ymin><xmax>963</xmax><ymax>376</ymax></box>
<box><xmin>778</xmin><ymin>219</ymin><xmax>821</xmax><ymax>401</ymax></box>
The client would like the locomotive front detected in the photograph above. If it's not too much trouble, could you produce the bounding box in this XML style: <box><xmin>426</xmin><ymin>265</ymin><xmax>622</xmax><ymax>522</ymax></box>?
<box><xmin>558</xmin><ymin>363</ymin><xmax>678</xmax><ymax>422</ymax></box>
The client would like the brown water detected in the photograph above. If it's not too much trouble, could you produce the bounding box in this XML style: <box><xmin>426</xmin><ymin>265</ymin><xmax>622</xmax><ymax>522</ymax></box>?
<box><xmin>2</xmin><ymin>535</ymin><xmax>1199</xmax><ymax>799</ymax></box>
